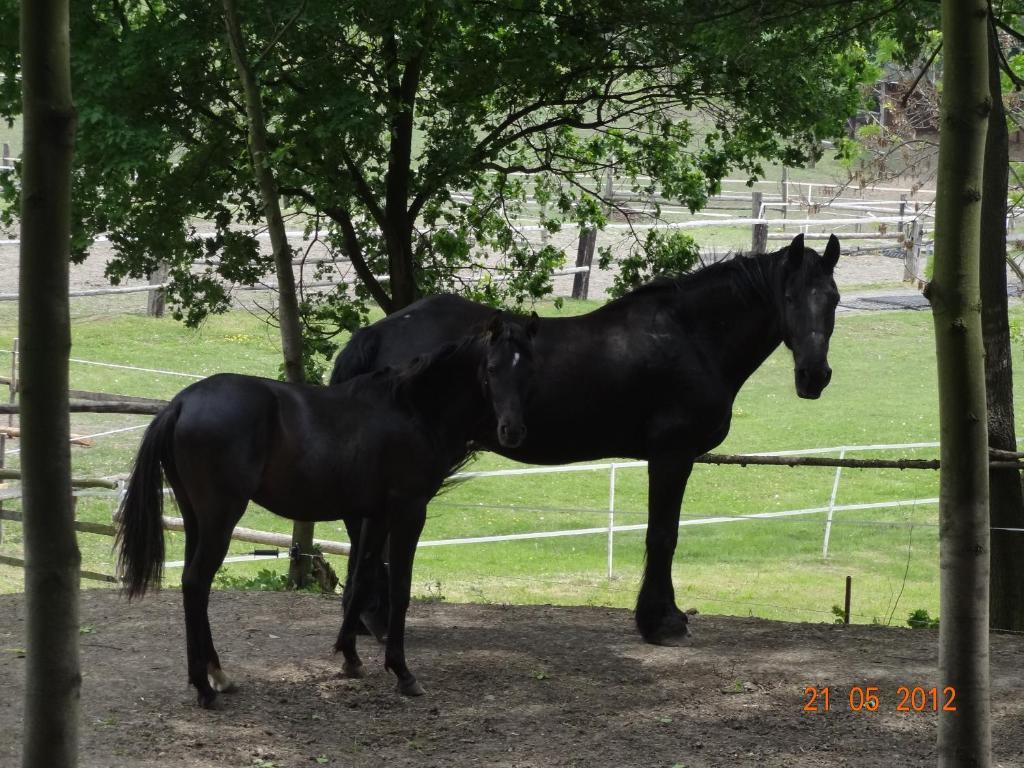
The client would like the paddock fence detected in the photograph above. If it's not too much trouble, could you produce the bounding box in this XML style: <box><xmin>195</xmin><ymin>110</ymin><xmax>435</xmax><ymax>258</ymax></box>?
<box><xmin>0</xmin><ymin>437</ymin><xmax>958</xmax><ymax>579</ymax></box>
<box><xmin>0</xmin><ymin>346</ymin><xmax>1022</xmax><ymax>600</ymax></box>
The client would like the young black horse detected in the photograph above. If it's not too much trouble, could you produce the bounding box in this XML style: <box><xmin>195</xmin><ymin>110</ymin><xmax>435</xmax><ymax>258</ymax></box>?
<box><xmin>331</xmin><ymin>233</ymin><xmax>841</xmax><ymax>644</ymax></box>
<box><xmin>116</xmin><ymin>316</ymin><xmax>536</xmax><ymax>706</ymax></box>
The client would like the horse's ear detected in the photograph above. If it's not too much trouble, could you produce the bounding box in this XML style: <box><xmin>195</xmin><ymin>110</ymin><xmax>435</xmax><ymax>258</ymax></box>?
<box><xmin>786</xmin><ymin>233</ymin><xmax>804</xmax><ymax>270</ymax></box>
<box><xmin>822</xmin><ymin>234</ymin><xmax>840</xmax><ymax>271</ymax></box>
<box><xmin>486</xmin><ymin>312</ymin><xmax>504</xmax><ymax>339</ymax></box>
<box><xmin>526</xmin><ymin>311</ymin><xmax>539</xmax><ymax>339</ymax></box>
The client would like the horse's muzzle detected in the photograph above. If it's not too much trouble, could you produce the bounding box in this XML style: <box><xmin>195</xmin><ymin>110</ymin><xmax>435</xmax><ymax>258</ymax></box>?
<box><xmin>498</xmin><ymin>420</ymin><xmax>527</xmax><ymax>448</ymax></box>
<box><xmin>795</xmin><ymin>365</ymin><xmax>832</xmax><ymax>400</ymax></box>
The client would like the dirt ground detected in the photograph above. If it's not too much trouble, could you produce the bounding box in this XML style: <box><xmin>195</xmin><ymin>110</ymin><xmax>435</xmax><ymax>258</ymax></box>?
<box><xmin>1</xmin><ymin>591</ymin><xmax>1022</xmax><ymax>768</ymax></box>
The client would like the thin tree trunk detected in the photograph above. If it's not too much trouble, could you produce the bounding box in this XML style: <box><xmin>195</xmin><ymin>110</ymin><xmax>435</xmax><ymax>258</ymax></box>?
<box><xmin>382</xmin><ymin>30</ymin><xmax>421</xmax><ymax>312</ymax></box>
<box><xmin>931</xmin><ymin>0</ymin><xmax>991</xmax><ymax>763</ymax></box>
<box><xmin>19</xmin><ymin>0</ymin><xmax>80</xmax><ymax>765</ymax></box>
<box><xmin>981</xmin><ymin>22</ymin><xmax>1024</xmax><ymax>632</ymax></box>
<box><xmin>222</xmin><ymin>0</ymin><xmax>314</xmax><ymax>587</ymax></box>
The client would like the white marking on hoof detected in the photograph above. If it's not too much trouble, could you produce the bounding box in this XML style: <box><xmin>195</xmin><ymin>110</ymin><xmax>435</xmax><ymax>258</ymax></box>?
<box><xmin>208</xmin><ymin>666</ymin><xmax>236</xmax><ymax>693</ymax></box>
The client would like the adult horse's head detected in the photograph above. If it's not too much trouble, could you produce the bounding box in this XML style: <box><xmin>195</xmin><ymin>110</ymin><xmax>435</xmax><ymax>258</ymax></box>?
<box><xmin>779</xmin><ymin>233</ymin><xmax>841</xmax><ymax>400</ymax></box>
<box><xmin>481</xmin><ymin>313</ymin><xmax>538</xmax><ymax>448</ymax></box>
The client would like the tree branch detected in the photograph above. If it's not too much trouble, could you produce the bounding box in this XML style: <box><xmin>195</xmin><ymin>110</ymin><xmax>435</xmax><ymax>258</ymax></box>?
<box><xmin>253</xmin><ymin>0</ymin><xmax>308</xmax><ymax>68</ymax></box>
<box><xmin>320</xmin><ymin>204</ymin><xmax>394</xmax><ymax>312</ymax></box>
<box><xmin>901</xmin><ymin>41</ymin><xmax>943</xmax><ymax>107</ymax></box>
<box><xmin>337</xmin><ymin>149</ymin><xmax>386</xmax><ymax>227</ymax></box>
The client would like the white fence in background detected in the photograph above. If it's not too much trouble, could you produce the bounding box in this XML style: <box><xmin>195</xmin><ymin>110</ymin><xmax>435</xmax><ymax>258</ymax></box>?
<box><xmin>158</xmin><ymin>442</ymin><xmax>942</xmax><ymax>574</ymax></box>
<box><xmin>0</xmin><ymin>347</ymin><xmax>955</xmax><ymax>582</ymax></box>
<box><xmin>437</xmin><ymin>441</ymin><xmax>943</xmax><ymax>577</ymax></box>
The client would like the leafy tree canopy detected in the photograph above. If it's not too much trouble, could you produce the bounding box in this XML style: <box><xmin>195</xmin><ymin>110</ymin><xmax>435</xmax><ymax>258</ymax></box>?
<box><xmin>0</xmin><ymin>0</ymin><xmax>933</xmax><ymax>364</ymax></box>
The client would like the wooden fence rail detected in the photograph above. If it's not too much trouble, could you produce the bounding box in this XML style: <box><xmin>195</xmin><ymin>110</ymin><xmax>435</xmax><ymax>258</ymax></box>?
<box><xmin>0</xmin><ymin>401</ymin><xmax>165</xmax><ymax>415</ymax></box>
<box><xmin>0</xmin><ymin>554</ymin><xmax>117</xmax><ymax>584</ymax></box>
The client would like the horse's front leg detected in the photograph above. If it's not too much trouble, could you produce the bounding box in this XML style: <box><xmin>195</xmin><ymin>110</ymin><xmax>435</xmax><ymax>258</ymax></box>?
<box><xmin>383</xmin><ymin>500</ymin><xmax>427</xmax><ymax>696</ymax></box>
<box><xmin>635</xmin><ymin>453</ymin><xmax>694</xmax><ymax>644</ymax></box>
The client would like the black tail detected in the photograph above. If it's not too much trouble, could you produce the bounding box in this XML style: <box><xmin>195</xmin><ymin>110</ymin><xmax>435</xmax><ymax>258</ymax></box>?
<box><xmin>115</xmin><ymin>402</ymin><xmax>180</xmax><ymax>599</ymax></box>
<box><xmin>329</xmin><ymin>326</ymin><xmax>380</xmax><ymax>385</ymax></box>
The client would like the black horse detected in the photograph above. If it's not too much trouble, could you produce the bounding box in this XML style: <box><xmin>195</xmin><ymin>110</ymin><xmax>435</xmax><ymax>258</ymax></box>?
<box><xmin>331</xmin><ymin>233</ymin><xmax>841</xmax><ymax>644</ymax></box>
<box><xmin>116</xmin><ymin>315</ymin><xmax>536</xmax><ymax>706</ymax></box>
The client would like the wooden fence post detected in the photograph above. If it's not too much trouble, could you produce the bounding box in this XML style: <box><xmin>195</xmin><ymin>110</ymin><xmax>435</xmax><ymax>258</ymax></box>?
<box><xmin>1</xmin><ymin>142</ymin><xmax>10</xmax><ymax>168</ymax></box>
<box><xmin>572</xmin><ymin>228</ymin><xmax>596</xmax><ymax>300</ymax></box>
<box><xmin>750</xmin><ymin>191</ymin><xmax>767</xmax><ymax>255</ymax></box>
<box><xmin>844</xmin><ymin>576</ymin><xmax>852</xmax><ymax>625</ymax></box>
<box><xmin>571</xmin><ymin>166</ymin><xmax>614</xmax><ymax>300</ymax></box>
<box><xmin>879</xmin><ymin>80</ymin><xmax>887</xmax><ymax>130</ymax></box>
<box><xmin>146</xmin><ymin>262</ymin><xmax>169</xmax><ymax>317</ymax></box>
<box><xmin>781</xmin><ymin>167</ymin><xmax>789</xmax><ymax>222</ymax></box>
<box><xmin>904</xmin><ymin>219</ymin><xmax>923</xmax><ymax>282</ymax></box>
<box><xmin>898</xmin><ymin>194</ymin><xmax>907</xmax><ymax>234</ymax></box>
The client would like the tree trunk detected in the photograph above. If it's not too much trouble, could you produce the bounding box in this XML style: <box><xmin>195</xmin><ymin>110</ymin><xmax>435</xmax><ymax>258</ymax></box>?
<box><xmin>384</xmin><ymin>219</ymin><xmax>418</xmax><ymax>311</ymax></box>
<box><xmin>981</xmin><ymin>22</ymin><xmax>1024</xmax><ymax>633</ymax></box>
<box><xmin>382</xmin><ymin>31</ymin><xmax>421</xmax><ymax>313</ymax></box>
<box><xmin>932</xmin><ymin>1</ymin><xmax>991</xmax><ymax>764</ymax></box>
<box><xmin>222</xmin><ymin>0</ymin><xmax>314</xmax><ymax>587</ymax></box>
<box><xmin>18</xmin><ymin>0</ymin><xmax>81</xmax><ymax>766</ymax></box>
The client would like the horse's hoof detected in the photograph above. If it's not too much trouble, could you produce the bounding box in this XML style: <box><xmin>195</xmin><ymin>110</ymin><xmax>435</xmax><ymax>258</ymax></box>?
<box><xmin>342</xmin><ymin>661</ymin><xmax>366</xmax><ymax>679</ymax></box>
<box><xmin>638</xmin><ymin>608</ymin><xmax>691</xmax><ymax>646</ymax></box>
<box><xmin>398</xmin><ymin>678</ymin><xmax>425</xmax><ymax>697</ymax></box>
<box><xmin>196</xmin><ymin>689</ymin><xmax>220</xmax><ymax>709</ymax></box>
<box><xmin>208</xmin><ymin>667</ymin><xmax>238</xmax><ymax>693</ymax></box>
<box><xmin>651</xmin><ymin>629</ymin><xmax>691</xmax><ymax>647</ymax></box>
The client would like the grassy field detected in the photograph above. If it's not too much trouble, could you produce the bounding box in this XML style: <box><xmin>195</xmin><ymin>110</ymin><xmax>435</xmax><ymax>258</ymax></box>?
<box><xmin>0</xmin><ymin>116</ymin><xmax>19</xmax><ymax>158</ymax></box>
<box><xmin>0</xmin><ymin>298</ymin><xmax>1018</xmax><ymax>628</ymax></box>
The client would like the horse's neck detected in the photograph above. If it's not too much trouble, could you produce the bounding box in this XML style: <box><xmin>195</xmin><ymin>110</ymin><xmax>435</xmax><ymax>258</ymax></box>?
<box><xmin>402</xmin><ymin>343</ymin><xmax>486</xmax><ymax>443</ymax></box>
<box><xmin>675</xmin><ymin>256</ymin><xmax>784</xmax><ymax>392</ymax></box>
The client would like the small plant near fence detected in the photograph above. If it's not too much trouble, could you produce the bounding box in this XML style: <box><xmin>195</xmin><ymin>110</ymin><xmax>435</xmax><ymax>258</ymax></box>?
<box><xmin>212</xmin><ymin>549</ymin><xmax>339</xmax><ymax>594</ymax></box>
<box><xmin>214</xmin><ymin>568</ymin><xmax>300</xmax><ymax>592</ymax></box>
<box><xmin>907</xmin><ymin>608</ymin><xmax>940</xmax><ymax>629</ymax></box>
<box><xmin>415</xmin><ymin>579</ymin><xmax>448</xmax><ymax>604</ymax></box>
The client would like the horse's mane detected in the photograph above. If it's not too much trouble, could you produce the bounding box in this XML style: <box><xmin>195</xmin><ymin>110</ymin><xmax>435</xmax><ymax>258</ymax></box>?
<box><xmin>374</xmin><ymin>332</ymin><xmax>485</xmax><ymax>482</ymax></box>
<box><xmin>610</xmin><ymin>249</ymin><xmax>783</xmax><ymax>310</ymax></box>
<box><xmin>372</xmin><ymin>331</ymin><xmax>482</xmax><ymax>400</ymax></box>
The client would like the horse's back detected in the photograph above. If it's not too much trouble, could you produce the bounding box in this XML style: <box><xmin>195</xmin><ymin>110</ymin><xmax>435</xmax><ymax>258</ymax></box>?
<box><xmin>328</xmin><ymin>294</ymin><xmax>730</xmax><ymax>462</ymax></box>
<box><xmin>168</xmin><ymin>373</ymin><xmax>411</xmax><ymax>515</ymax></box>
<box><xmin>170</xmin><ymin>374</ymin><xmax>282</xmax><ymax>479</ymax></box>
<box><xmin>331</xmin><ymin>295</ymin><xmax>494</xmax><ymax>384</ymax></box>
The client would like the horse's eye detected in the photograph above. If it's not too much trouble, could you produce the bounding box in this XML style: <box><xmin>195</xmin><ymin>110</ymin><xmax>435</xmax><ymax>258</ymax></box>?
<box><xmin>487</xmin><ymin>364</ymin><xmax>498</xmax><ymax>374</ymax></box>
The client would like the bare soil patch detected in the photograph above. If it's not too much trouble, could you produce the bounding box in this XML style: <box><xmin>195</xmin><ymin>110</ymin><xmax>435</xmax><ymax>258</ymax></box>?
<box><xmin>1</xmin><ymin>591</ymin><xmax>1022</xmax><ymax>767</ymax></box>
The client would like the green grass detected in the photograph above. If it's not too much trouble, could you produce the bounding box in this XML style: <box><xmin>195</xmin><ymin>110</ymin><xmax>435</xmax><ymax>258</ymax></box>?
<box><xmin>0</xmin><ymin>300</ymin><xmax>1018</xmax><ymax>628</ymax></box>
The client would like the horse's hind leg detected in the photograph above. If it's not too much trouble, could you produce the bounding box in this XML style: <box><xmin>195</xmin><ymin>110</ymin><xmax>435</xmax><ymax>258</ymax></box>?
<box><xmin>180</xmin><ymin>497</ymin><xmax>245</xmax><ymax>708</ymax></box>
<box><xmin>335</xmin><ymin>518</ymin><xmax>387</xmax><ymax>677</ymax></box>
<box><xmin>384</xmin><ymin>501</ymin><xmax>427</xmax><ymax>696</ymax></box>
<box><xmin>341</xmin><ymin>516</ymin><xmax>389</xmax><ymax>642</ymax></box>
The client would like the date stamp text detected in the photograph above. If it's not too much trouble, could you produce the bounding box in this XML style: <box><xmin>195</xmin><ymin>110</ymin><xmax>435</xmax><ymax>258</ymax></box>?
<box><xmin>803</xmin><ymin>686</ymin><xmax>957</xmax><ymax>713</ymax></box>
